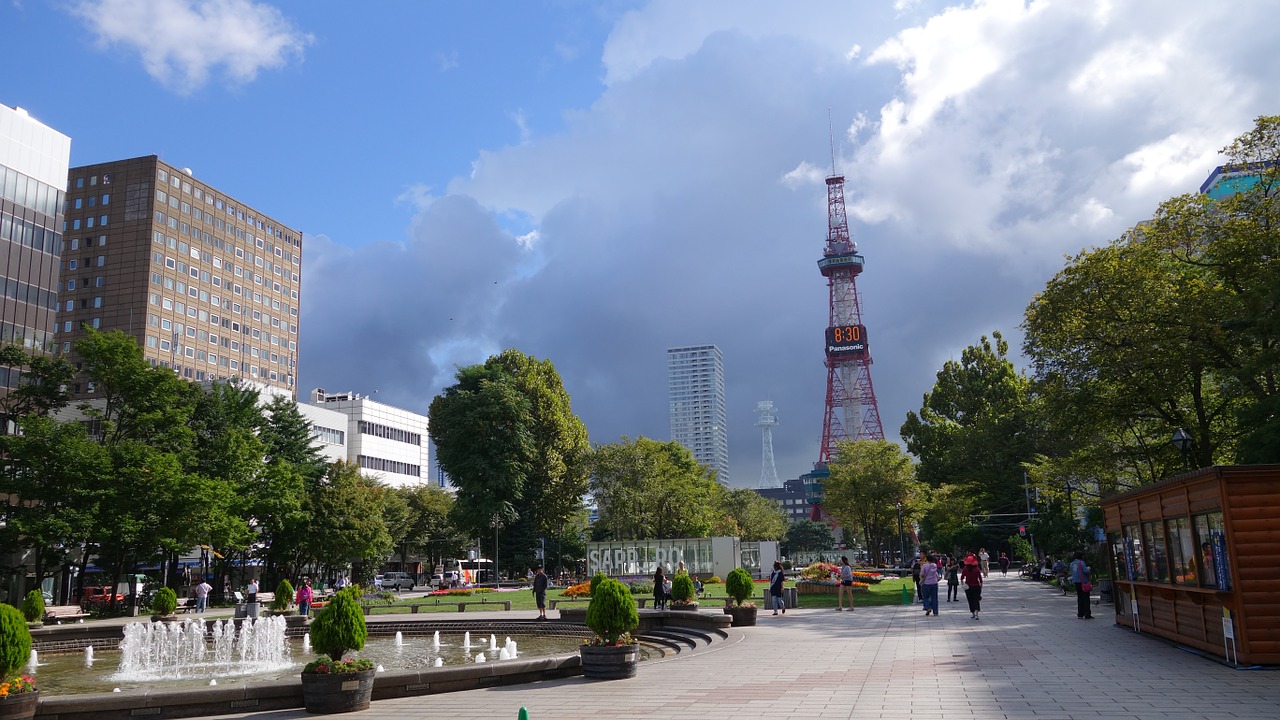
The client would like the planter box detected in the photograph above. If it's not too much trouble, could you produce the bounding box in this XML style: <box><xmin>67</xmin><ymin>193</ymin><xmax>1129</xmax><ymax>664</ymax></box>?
<box><xmin>580</xmin><ymin>643</ymin><xmax>639</xmax><ymax>680</ymax></box>
<box><xmin>0</xmin><ymin>690</ymin><xmax>38</xmax><ymax>720</ymax></box>
<box><xmin>723</xmin><ymin>605</ymin><xmax>758</xmax><ymax>626</ymax></box>
<box><xmin>301</xmin><ymin>668</ymin><xmax>376</xmax><ymax>714</ymax></box>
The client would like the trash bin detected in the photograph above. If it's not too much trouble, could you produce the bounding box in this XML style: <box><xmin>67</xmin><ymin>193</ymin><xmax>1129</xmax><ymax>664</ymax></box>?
<box><xmin>234</xmin><ymin>603</ymin><xmax>248</xmax><ymax>619</ymax></box>
<box><xmin>246</xmin><ymin>602</ymin><xmax>260</xmax><ymax>618</ymax></box>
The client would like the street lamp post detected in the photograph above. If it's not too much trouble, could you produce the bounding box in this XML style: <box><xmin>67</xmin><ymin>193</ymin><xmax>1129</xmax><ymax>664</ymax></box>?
<box><xmin>1171</xmin><ymin>428</ymin><xmax>1194</xmax><ymax>472</ymax></box>
<box><xmin>490</xmin><ymin>514</ymin><xmax>502</xmax><ymax>589</ymax></box>
<box><xmin>896</xmin><ymin>501</ymin><xmax>905</xmax><ymax>567</ymax></box>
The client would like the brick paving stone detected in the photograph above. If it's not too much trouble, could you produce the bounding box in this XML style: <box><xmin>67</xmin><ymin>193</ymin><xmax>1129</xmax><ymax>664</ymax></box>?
<box><xmin>183</xmin><ymin>573</ymin><xmax>1274</xmax><ymax>720</ymax></box>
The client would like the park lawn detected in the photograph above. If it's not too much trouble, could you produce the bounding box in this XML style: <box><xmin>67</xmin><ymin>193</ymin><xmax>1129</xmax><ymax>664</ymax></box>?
<box><xmin>365</xmin><ymin>588</ymin><xmax>573</xmax><ymax>614</ymax></box>
<box><xmin>787</xmin><ymin>577</ymin><xmax>915</xmax><ymax>610</ymax></box>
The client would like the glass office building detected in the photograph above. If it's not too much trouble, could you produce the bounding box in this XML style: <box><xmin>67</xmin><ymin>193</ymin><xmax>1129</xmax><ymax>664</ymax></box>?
<box><xmin>668</xmin><ymin>344</ymin><xmax>729</xmax><ymax>484</ymax></box>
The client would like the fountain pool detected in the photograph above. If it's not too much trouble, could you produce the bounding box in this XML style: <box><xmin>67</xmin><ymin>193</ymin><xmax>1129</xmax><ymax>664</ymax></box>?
<box><xmin>31</xmin><ymin>630</ymin><xmax>583</xmax><ymax>695</ymax></box>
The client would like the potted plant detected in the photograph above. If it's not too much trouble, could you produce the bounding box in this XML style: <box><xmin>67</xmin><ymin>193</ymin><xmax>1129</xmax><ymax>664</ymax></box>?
<box><xmin>301</xmin><ymin>586</ymin><xmax>375</xmax><ymax>713</ymax></box>
<box><xmin>150</xmin><ymin>587</ymin><xmax>179</xmax><ymax>622</ymax></box>
<box><xmin>0</xmin><ymin>603</ymin><xmax>38</xmax><ymax>720</ymax></box>
<box><xmin>19</xmin><ymin>591</ymin><xmax>44</xmax><ymax>629</ymax></box>
<box><xmin>271</xmin><ymin>579</ymin><xmax>295</xmax><ymax>616</ymax></box>
<box><xmin>581</xmin><ymin>577</ymin><xmax>640</xmax><ymax>680</ymax></box>
<box><xmin>667</xmin><ymin>573</ymin><xmax>698</xmax><ymax>610</ymax></box>
<box><xmin>723</xmin><ymin>568</ymin><xmax>758</xmax><ymax>626</ymax></box>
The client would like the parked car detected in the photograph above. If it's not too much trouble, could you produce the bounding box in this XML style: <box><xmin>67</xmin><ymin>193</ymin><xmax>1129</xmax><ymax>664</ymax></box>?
<box><xmin>381</xmin><ymin>572</ymin><xmax>415</xmax><ymax>591</ymax></box>
<box><xmin>79</xmin><ymin>585</ymin><xmax>126</xmax><ymax>609</ymax></box>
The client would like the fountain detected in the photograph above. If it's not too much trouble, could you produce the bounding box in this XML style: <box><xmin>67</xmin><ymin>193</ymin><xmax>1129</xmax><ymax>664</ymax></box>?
<box><xmin>434</xmin><ymin>657</ymin><xmax>443</xmax><ymax>667</ymax></box>
<box><xmin>489</xmin><ymin>634</ymin><xmax>497</xmax><ymax>650</ymax></box>
<box><xmin>475</xmin><ymin>652</ymin><xmax>486</xmax><ymax>663</ymax></box>
<box><xmin>463</xmin><ymin>631</ymin><xmax>472</xmax><ymax>648</ymax></box>
<box><xmin>28</xmin><ymin>649</ymin><xmax>39</xmax><ymax>672</ymax></box>
<box><xmin>432</xmin><ymin>631</ymin><xmax>440</xmax><ymax>648</ymax></box>
<box><xmin>84</xmin><ymin>647</ymin><xmax>94</xmax><ymax>667</ymax></box>
<box><xmin>395</xmin><ymin>631</ymin><xmax>404</xmax><ymax>646</ymax></box>
<box><xmin>303</xmin><ymin>632</ymin><xmax>311</xmax><ymax>650</ymax></box>
<box><xmin>115</xmin><ymin>616</ymin><xmax>290</xmax><ymax>681</ymax></box>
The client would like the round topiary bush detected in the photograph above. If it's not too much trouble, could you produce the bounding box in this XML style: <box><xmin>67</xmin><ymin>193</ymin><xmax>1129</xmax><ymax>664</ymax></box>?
<box><xmin>726</xmin><ymin>568</ymin><xmax>754</xmax><ymax>606</ymax></box>
<box><xmin>706</xmin><ymin>576</ymin><xmax>723</xmax><ymax>584</ymax></box>
<box><xmin>588</xmin><ymin>571</ymin><xmax>608</xmax><ymax>597</ymax></box>
<box><xmin>152</xmin><ymin>587</ymin><xmax>178</xmax><ymax>616</ymax></box>
<box><xmin>272</xmin><ymin>579</ymin><xmax>295</xmax><ymax>613</ymax></box>
<box><xmin>0</xmin><ymin>603</ymin><xmax>33</xmax><ymax>677</ymax></box>
<box><xmin>309</xmin><ymin>586</ymin><xmax>368</xmax><ymax>662</ymax></box>
<box><xmin>20</xmin><ymin>589</ymin><xmax>45</xmax><ymax>624</ymax></box>
<box><xmin>669</xmin><ymin>574</ymin><xmax>695</xmax><ymax>604</ymax></box>
<box><xmin>585</xmin><ymin>578</ymin><xmax>638</xmax><ymax>645</ymax></box>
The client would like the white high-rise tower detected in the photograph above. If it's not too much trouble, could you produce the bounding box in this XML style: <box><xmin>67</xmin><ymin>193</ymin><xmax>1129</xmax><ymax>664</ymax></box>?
<box><xmin>668</xmin><ymin>345</ymin><xmax>729</xmax><ymax>484</ymax></box>
<box><xmin>755</xmin><ymin>401</ymin><xmax>780</xmax><ymax>488</ymax></box>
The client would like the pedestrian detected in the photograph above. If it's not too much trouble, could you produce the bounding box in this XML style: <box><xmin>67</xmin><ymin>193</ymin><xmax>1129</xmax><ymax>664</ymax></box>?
<box><xmin>945</xmin><ymin>556</ymin><xmax>960</xmax><ymax>602</ymax></box>
<box><xmin>920</xmin><ymin>553</ymin><xmax>940</xmax><ymax>616</ymax></box>
<box><xmin>653</xmin><ymin>567</ymin><xmax>667</xmax><ymax>610</ymax></box>
<box><xmin>961</xmin><ymin>553</ymin><xmax>983</xmax><ymax>620</ymax></box>
<box><xmin>532</xmin><ymin>566</ymin><xmax>549</xmax><ymax>620</ymax></box>
<box><xmin>1052</xmin><ymin>556</ymin><xmax>1069</xmax><ymax>594</ymax></box>
<box><xmin>1069</xmin><ymin>551</ymin><xmax>1094</xmax><ymax>619</ymax></box>
<box><xmin>998</xmin><ymin>552</ymin><xmax>1010</xmax><ymax>575</ymax></box>
<box><xmin>295</xmin><ymin>578</ymin><xmax>313</xmax><ymax>617</ymax></box>
<box><xmin>246</xmin><ymin>577</ymin><xmax>259</xmax><ymax>603</ymax></box>
<box><xmin>194</xmin><ymin>578</ymin><xmax>212</xmax><ymax>613</ymax></box>
<box><xmin>911</xmin><ymin>556</ymin><xmax>922</xmax><ymax>601</ymax></box>
<box><xmin>769</xmin><ymin>561</ymin><xmax>786</xmax><ymax>616</ymax></box>
<box><xmin>978</xmin><ymin>548</ymin><xmax>990</xmax><ymax>578</ymax></box>
<box><xmin>836</xmin><ymin>556</ymin><xmax>854</xmax><ymax>611</ymax></box>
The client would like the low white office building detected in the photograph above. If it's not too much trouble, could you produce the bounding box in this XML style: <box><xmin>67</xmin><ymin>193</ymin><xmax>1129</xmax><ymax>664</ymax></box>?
<box><xmin>307</xmin><ymin>388</ymin><xmax>430</xmax><ymax>488</ymax></box>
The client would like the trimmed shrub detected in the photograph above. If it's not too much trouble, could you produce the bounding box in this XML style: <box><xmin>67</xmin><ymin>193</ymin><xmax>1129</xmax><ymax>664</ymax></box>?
<box><xmin>627</xmin><ymin>581</ymin><xmax>654</xmax><ymax>595</ymax></box>
<box><xmin>588</xmin><ymin>571</ymin><xmax>608</xmax><ymax>597</ymax></box>
<box><xmin>706</xmin><ymin>575</ymin><xmax>723</xmax><ymax>584</ymax></box>
<box><xmin>669</xmin><ymin>574</ymin><xmax>695</xmax><ymax>603</ymax></box>
<box><xmin>272</xmin><ymin>580</ymin><xmax>295</xmax><ymax>612</ymax></box>
<box><xmin>152</xmin><ymin>587</ymin><xmax>178</xmax><ymax>616</ymax></box>
<box><xmin>20</xmin><ymin>590</ymin><xmax>44</xmax><ymax>623</ymax></box>
<box><xmin>0</xmin><ymin>603</ymin><xmax>33</xmax><ymax>677</ymax></box>
<box><xmin>585</xmin><ymin>578</ymin><xmax>638</xmax><ymax>645</ymax></box>
<box><xmin>309</xmin><ymin>586</ymin><xmax>368</xmax><ymax>662</ymax></box>
<box><xmin>725</xmin><ymin>568</ymin><xmax>754</xmax><ymax>606</ymax></box>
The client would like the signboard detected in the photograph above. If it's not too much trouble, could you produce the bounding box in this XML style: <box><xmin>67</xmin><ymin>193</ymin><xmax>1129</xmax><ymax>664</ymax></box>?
<box><xmin>825</xmin><ymin>325</ymin><xmax>867</xmax><ymax>357</ymax></box>
<box><xmin>1209</xmin><ymin>529</ymin><xmax>1230</xmax><ymax>591</ymax></box>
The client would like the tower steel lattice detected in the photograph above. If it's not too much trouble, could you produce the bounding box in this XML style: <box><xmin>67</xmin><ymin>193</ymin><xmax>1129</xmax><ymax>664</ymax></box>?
<box><xmin>806</xmin><ymin>165</ymin><xmax>884</xmax><ymax>521</ymax></box>
<box><xmin>755</xmin><ymin>401</ymin><xmax>780</xmax><ymax>489</ymax></box>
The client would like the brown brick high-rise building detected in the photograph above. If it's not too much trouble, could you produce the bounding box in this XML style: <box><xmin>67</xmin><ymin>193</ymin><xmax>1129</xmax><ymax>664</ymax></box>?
<box><xmin>59</xmin><ymin>156</ymin><xmax>301</xmax><ymax>397</ymax></box>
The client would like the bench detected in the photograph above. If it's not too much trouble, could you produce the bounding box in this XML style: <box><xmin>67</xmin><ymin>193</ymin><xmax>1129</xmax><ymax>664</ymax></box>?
<box><xmin>179</xmin><ymin>597</ymin><xmax>199</xmax><ymax>613</ymax></box>
<box><xmin>359</xmin><ymin>599</ymin><xmax>513</xmax><ymax>615</ymax></box>
<box><xmin>548</xmin><ymin>597</ymin><xmax>654</xmax><ymax>610</ymax></box>
<box><xmin>44</xmin><ymin>605</ymin><xmax>90</xmax><ymax>624</ymax></box>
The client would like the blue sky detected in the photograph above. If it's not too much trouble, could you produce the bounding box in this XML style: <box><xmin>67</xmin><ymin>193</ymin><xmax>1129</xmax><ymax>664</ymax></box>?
<box><xmin>6</xmin><ymin>0</ymin><xmax>1280</xmax><ymax>487</ymax></box>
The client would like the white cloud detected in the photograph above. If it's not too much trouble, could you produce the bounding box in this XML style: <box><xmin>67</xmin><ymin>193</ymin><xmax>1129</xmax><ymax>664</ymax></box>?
<box><xmin>71</xmin><ymin>0</ymin><xmax>312</xmax><ymax>93</ymax></box>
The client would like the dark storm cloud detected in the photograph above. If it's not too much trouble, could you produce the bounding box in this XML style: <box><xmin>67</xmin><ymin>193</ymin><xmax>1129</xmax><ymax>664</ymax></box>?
<box><xmin>299</xmin><ymin>1</ymin><xmax>1280</xmax><ymax>486</ymax></box>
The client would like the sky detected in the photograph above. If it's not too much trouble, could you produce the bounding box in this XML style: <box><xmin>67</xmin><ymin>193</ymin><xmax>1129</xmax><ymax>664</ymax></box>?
<box><xmin>6</xmin><ymin>0</ymin><xmax>1280</xmax><ymax>488</ymax></box>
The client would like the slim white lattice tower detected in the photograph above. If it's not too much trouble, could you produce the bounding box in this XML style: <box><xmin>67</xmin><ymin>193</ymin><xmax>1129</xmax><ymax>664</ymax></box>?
<box><xmin>756</xmin><ymin>401</ymin><xmax>780</xmax><ymax>489</ymax></box>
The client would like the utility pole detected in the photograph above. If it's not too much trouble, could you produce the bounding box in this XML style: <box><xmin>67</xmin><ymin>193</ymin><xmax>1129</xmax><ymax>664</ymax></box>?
<box><xmin>1023</xmin><ymin>469</ymin><xmax>1038</xmax><ymax>559</ymax></box>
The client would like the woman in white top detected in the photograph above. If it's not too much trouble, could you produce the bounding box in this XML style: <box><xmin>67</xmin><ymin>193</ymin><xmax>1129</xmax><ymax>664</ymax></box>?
<box><xmin>919</xmin><ymin>554</ymin><xmax>941</xmax><ymax>615</ymax></box>
<box><xmin>836</xmin><ymin>556</ymin><xmax>855</xmax><ymax>611</ymax></box>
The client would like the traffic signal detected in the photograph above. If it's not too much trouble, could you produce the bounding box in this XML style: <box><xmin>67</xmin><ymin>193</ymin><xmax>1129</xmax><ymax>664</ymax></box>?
<box><xmin>1018</xmin><ymin>526</ymin><xmax>1027</xmax><ymax>537</ymax></box>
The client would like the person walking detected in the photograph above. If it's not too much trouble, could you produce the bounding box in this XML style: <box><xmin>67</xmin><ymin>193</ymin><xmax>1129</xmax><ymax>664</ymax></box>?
<box><xmin>910</xmin><ymin>556</ymin><xmax>922</xmax><ymax>601</ymax></box>
<box><xmin>945</xmin><ymin>556</ymin><xmax>960</xmax><ymax>602</ymax></box>
<box><xmin>998</xmin><ymin>552</ymin><xmax>1011</xmax><ymax>576</ymax></box>
<box><xmin>837</xmin><ymin>556</ymin><xmax>855</xmax><ymax>611</ymax></box>
<box><xmin>194</xmin><ymin>578</ymin><xmax>212</xmax><ymax>613</ymax></box>
<box><xmin>961</xmin><ymin>553</ymin><xmax>984</xmax><ymax>620</ymax></box>
<box><xmin>295</xmin><ymin>578</ymin><xmax>313</xmax><ymax>617</ymax></box>
<box><xmin>920</xmin><ymin>554</ymin><xmax>940</xmax><ymax>616</ymax></box>
<box><xmin>769</xmin><ymin>561</ymin><xmax>786</xmax><ymax>615</ymax></box>
<box><xmin>978</xmin><ymin>548</ymin><xmax>990</xmax><ymax>578</ymax></box>
<box><xmin>653</xmin><ymin>567</ymin><xmax>667</xmax><ymax>610</ymax></box>
<box><xmin>1052</xmin><ymin>556</ymin><xmax>1070</xmax><ymax>594</ymax></box>
<box><xmin>1069</xmin><ymin>551</ymin><xmax>1094</xmax><ymax>619</ymax></box>
<box><xmin>532</xmin><ymin>566</ymin><xmax>549</xmax><ymax>620</ymax></box>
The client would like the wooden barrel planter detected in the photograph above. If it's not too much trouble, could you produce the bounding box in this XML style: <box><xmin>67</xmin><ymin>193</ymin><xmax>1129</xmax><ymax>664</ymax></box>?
<box><xmin>0</xmin><ymin>690</ymin><xmax>39</xmax><ymax>720</ymax></box>
<box><xmin>301</xmin><ymin>668</ymin><xmax>376</xmax><ymax>714</ymax></box>
<box><xmin>580</xmin><ymin>643</ymin><xmax>639</xmax><ymax>680</ymax></box>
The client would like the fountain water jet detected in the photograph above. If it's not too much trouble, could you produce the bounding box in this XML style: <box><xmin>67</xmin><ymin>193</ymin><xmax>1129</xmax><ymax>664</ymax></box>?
<box><xmin>395</xmin><ymin>631</ymin><xmax>404</xmax><ymax>646</ymax></box>
<box><xmin>28</xmin><ymin>649</ymin><xmax>38</xmax><ymax>672</ymax></box>
<box><xmin>115</xmin><ymin>616</ymin><xmax>290</xmax><ymax>681</ymax></box>
<box><xmin>432</xmin><ymin>631</ymin><xmax>440</xmax><ymax>648</ymax></box>
<box><xmin>84</xmin><ymin>647</ymin><xmax>94</xmax><ymax>667</ymax></box>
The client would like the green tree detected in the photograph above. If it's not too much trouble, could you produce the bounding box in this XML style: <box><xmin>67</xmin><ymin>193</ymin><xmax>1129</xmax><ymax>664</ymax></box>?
<box><xmin>783</xmin><ymin>519</ymin><xmax>834</xmax><ymax>554</ymax></box>
<box><xmin>304</xmin><ymin>461</ymin><xmax>394</xmax><ymax>574</ymax></box>
<box><xmin>589</xmin><ymin>436</ymin><xmax>720</xmax><ymax>540</ymax></box>
<box><xmin>0</xmin><ymin>344</ymin><xmax>73</xmax><ymax>430</ymax></box>
<box><xmin>823</xmin><ymin>440</ymin><xmax>921</xmax><ymax>565</ymax></box>
<box><xmin>391</xmin><ymin>483</ymin><xmax>456</xmax><ymax>572</ymax></box>
<box><xmin>715</xmin><ymin>488</ymin><xmax>787</xmax><ymax>541</ymax></box>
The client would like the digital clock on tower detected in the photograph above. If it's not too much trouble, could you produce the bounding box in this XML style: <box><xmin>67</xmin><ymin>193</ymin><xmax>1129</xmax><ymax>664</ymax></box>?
<box><xmin>825</xmin><ymin>324</ymin><xmax>867</xmax><ymax>356</ymax></box>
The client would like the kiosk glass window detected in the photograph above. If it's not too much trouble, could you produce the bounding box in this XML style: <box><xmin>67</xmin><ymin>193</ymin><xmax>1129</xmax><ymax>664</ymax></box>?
<box><xmin>1125</xmin><ymin>524</ymin><xmax>1146</xmax><ymax>581</ymax></box>
<box><xmin>1166</xmin><ymin>516</ymin><xmax>1196</xmax><ymax>584</ymax></box>
<box><xmin>1109</xmin><ymin>533</ymin><xmax>1129</xmax><ymax>581</ymax></box>
<box><xmin>1142</xmin><ymin>521</ymin><xmax>1170</xmax><ymax>583</ymax></box>
<box><xmin>1193</xmin><ymin>511</ymin><xmax>1225</xmax><ymax>589</ymax></box>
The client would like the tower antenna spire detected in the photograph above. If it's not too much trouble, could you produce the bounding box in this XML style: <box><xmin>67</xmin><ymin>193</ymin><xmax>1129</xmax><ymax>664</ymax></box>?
<box><xmin>828</xmin><ymin>108</ymin><xmax>837</xmax><ymax>176</ymax></box>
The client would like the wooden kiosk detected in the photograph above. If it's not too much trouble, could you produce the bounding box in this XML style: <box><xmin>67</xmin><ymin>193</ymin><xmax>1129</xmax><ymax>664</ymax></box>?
<box><xmin>1100</xmin><ymin>464</ymin><xmax>1280</xmax><ymax>665</ymax></box>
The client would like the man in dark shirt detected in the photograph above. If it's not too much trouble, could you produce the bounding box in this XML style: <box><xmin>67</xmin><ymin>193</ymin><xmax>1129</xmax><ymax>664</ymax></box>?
<box><xmin>532</xmin><ymin>566</ymin><xmax>549</xmax><ymax>620</ymax></box>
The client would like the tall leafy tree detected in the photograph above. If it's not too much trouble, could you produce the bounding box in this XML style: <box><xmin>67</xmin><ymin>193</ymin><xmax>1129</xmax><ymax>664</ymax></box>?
<box><xmin>590</xmin><ymin>436</ymin><xmax>721</xmax><ymax>540</ymax></box>
<box><xmin>392</xmin><ymin>483</ymin><xmax>457</xmax><ymax>572</ymax></box>
<box><xmin>715</xmin><ymin>488</ymin><xmax>788</xmax><ymax>541</ymax></box>
<box><xmin>783</xmin><ymin>520</ymin><xmax>835</xmax><ymax>554</ymax></box>
<box><xmin>823</xmin><ymin>439</ymin><xmax>921</xmax><ymax>565</ymax></box>
<box><xmin>304</xmin><ymin>461</ymin><xmax>394</xmax><ymax>576</ymax></box>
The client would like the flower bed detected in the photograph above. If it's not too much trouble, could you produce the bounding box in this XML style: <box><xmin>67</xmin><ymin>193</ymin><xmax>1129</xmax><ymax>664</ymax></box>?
<box><xmin>851</xmin><ymin>572</ymin><xmax>886</xmax><ymax>583</ymax></box>
<box><xmin>795</xmin><ymin>580</ymin><xmax>870</xmax><ymax>595</ymax></box>
<box><xmin>561</xmin><ymin>581</ymin><xmax>592</xmax><ymax>598</ymax></box>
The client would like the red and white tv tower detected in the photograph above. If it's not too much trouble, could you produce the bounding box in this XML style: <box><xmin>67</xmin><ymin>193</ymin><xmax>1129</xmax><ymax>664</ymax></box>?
<box><xmin>806</xmin><ymin>148</ymin><xmax>884</xmax><ymax>521</ymax></box>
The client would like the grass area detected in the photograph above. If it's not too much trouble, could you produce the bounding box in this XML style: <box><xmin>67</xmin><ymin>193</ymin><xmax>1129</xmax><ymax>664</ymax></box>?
<box><xmin>357</xmin><ymin>577</ymin><xmax>917</xmax><ymax>614</ymax></box>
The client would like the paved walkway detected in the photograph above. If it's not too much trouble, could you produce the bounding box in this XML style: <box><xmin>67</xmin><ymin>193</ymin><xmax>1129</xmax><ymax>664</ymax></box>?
<box><xmin>189</xmin><ymin>573</ymin><xmax>1272</xmax><ymax>720</ymax></box>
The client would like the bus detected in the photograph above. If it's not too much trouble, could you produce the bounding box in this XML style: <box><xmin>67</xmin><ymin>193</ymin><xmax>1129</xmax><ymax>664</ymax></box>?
<box><xmin>436</xmin><ymin>557</ymin><xmax>496</xmax><ymax>586</ymax></box>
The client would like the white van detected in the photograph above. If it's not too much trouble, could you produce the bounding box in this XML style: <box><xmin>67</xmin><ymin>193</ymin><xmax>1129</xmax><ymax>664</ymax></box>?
<box><xmin>381</xmin><ymin>572</ymin><xmax>415</xmax><ymax>591</ymax></box>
